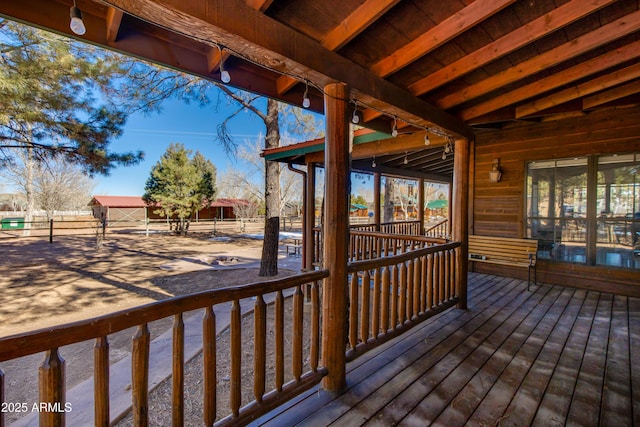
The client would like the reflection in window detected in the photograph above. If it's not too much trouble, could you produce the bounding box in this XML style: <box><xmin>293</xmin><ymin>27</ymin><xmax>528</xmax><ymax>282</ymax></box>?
<box><xmin>526</xmin><ymin>158</ymin><xmax>588</xmax><ymax>263</ymax></box>
<box><xmin>596</xmin><ymin>154</ymin><xmax>640</xmax><ymax>268</ymax></box>
<box><xmin>526</xmin><ymin>154</ymin><xmax>639</xmax><ymax>269</ymax></box>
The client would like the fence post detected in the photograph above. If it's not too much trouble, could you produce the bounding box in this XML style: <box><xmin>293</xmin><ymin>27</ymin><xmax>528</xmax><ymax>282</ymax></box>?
<box><xmin>49</xmin><ymin>219</ymin><xmax>53</xmax><ymax>244</ymax></box>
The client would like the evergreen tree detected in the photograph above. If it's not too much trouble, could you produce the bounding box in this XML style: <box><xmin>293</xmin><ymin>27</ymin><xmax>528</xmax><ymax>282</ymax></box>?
<box><xmin>143</xmin><ymin>143</ymin><xmax>216</xmax><ymax>236</ymax></box>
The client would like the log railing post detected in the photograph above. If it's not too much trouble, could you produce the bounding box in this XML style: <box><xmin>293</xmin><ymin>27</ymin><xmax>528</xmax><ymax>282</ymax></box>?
<box><xmin>203</xmin><ymin>307</ymin><xmax>216</xmax><ymax>426</ymax></box>
<box><xmin>173</xmin><ymin>314</ymin><xmax>185</xmax><ymax>427</ymax></box>
<box><xmin>321</xmin><ymin>82</ymin><xmax>350</xmax><ymax>392</ymax></box>
<box><xmin>132</xmin><ymin>324</ymin><xmax>150</xmax><ymax>426</ymax></box>
<box><xmin>94</xmin><ymin>337</ymin><xmax>109</xmax><ymax>427</ymax></box>
<box><xmin>39</xmin><ymin>348</ymin><xmax>65</xmax><ymax>427</ymax></box>
<box><xmin>452</xmin><ymin>138</ymin><xmax>470</xmax><ymax>309</ymax></box>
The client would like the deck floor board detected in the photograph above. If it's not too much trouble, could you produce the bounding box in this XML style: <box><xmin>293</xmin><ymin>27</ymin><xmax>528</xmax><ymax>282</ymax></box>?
<box><xmin>251</xmin><ymin>274</ymin><xmax>640</xmax><ymax>427</ymax></box>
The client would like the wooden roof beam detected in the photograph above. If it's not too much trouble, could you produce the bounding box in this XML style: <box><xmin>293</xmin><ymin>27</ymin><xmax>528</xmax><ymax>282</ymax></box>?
<box><xmin>583</xmin><ymin>79</ymin><xmax>640</xmax><ymax>110</ymax></box>
<box><xmin>516</xmin><ymin>62</ymin><xmax>640</xmax><ymax>118</ymax></box>
<box><xmin>104</xmin><ymin>0</ymin><xmax>474</xmax><ymax>140</ymax></box>
<box><xmin>408</xmin><ymin>0</ymin><xmax>616</xmax><ymax>97</ymax></box>
<box><xmin>371</xmin><ymin>0</ymin><xmax>516</xmax><ymax>78</ymax></box>
<box><xmin>245</xmin><ymin>0</ymin><xmax>274</xmax><ymax>12</ymax></box>
<box><xmin>460</xmin><ymin>38</ymin><xmax>640</xmax><ymax>120</ymax></box>
<box><xmin>105</xmin><ymin>7</ymin><xmax>123</xmax><ymax>42</ymax></box>
<box><xmin>438</xmin><ymin>9</ymin><xmax>640</xmax><ymax>109</ymax></box>
<box><xmin>275</xmin><ymin>0</ymin><xmax>401</xmax><ymax>96</ymax></box>
<box><xmin>364</xmin><ymin>0</ymin><xmax>517</xmax><ymax>122</ymax></box>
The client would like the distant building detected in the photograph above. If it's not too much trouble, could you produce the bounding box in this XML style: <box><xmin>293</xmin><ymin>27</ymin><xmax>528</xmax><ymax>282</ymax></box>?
<box><xmin>89</xmin><ymin>196</ymin><xmax>253</xmax><ymax>223</ymax></box>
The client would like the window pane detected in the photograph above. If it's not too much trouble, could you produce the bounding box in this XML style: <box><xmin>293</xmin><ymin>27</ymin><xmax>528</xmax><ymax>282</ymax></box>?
<box><xmin>596</xmin><ymin>154</ymin><xmax>640</xmax><ymax>268</ymax></box>
<box><xmin>526</xmin><ymin>158</ymin><xmax>587</xmax><ymax>263</ymax></box>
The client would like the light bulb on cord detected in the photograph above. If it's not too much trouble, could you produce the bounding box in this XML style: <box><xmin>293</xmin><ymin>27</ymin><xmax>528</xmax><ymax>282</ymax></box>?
<box><xmin>218</xmin><ymin>46</ymin><xmax>231</xmax><ymax>83</ymax></box>
<box><xmin>442</xmin><ymin>151</ymin><xmax>447</xmax><ymax>160</ymax></box>
<box><xmin>424</xmin><ymin>132</ymin><xmax>430</xmax><ymax>146</ymax></box>
<box><xmin>403</xmin><ymin>152</ymin><xmax>408</xmax><ymax>165</ymax></box>
<box><xmin>69</xmin><ymin>2</ymin><xmax>86</xmax><ymax>35</ymax></box>
<box><xmin>351</xmin><ymin>101</ymin><xmax>359</xmax><ymax>124</ymax></box>
<box><xmin>391</xmin><ymin>117</ymin><xmax>398</xmax><ymax>137</ymax></box>
<box><xmin>372</xmin><ymin>156</ymin><xmax>376</xmax><ymax>168</ymax></box>
<box><xmin>302</xmin><ymin>82</ymin><xmax>310</xmax><ymax>108</ymax></box>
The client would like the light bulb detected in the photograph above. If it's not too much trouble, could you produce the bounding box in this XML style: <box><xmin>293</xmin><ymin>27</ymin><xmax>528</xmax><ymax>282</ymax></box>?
<box><xmin>302</xmin><ymin>83</ymin><xmax>310</xmax><ymax>108</ymax></box>
<box><xmin>424</xmin><ymin>133</ymin><xmax>430</xmax><ymax>145</ymax></box>
<box><xmin>403</xmin><ymin>152</ymin><xmax>408</xmax><ymax>165</ymax></box>
<box><xmin>221</xmin><ymin>69</ymin><xmax>231</xmax><ymax>83</ymax></box>
<box><xmin>69</xmin><ymin>6</ymin><xmax>86</xmax><ymax>35</ymax></box>
<box><xmin>445</xmin><ymin>143</ymin><xmax>451</xmax><ymax>153</ymax></box>
<box><xmin>392</xmin><ymin>128</ymin><xmax>398</xmax><ymax>137</ymax></box>
<box><xmin>442</xmin><ymin>152</ymin><xmax>447</xmax><ymax>160</ymax></box>
<box><xmin>372</xmin><ymin>157</ymin><xmax>377</xmax><ymax>168</ymax></box>
<box><xmin>352</xmin><ymin>110</ymin><xmax>360</xmax><ymax>124</ymax></box>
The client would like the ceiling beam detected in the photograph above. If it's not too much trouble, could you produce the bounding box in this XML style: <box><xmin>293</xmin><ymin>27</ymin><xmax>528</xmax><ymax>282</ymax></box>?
<box><xmin>583</xmin><ymin>79</ymin><xmax>640</xmax><ymax>110</ymax></box>
<box><xmin>275</xmin><ymin>0</ymin><xmax>401</xmax><ymax>96</ymax></box>
<box><xmin>105</xmin><ymin>8</ymin><xmax>124</xmax><ymax>42</ymax></box>
<box><xmin>370</xmin><ymin>0</ymin><xmax>515</xmax><ymax>78</ymax></box>
<box><xmin>437</xmin><ymin>9</ymin><xmax>640</xmax><ymax>110</ymax></box>
<box><xmin>245</xmin><ymin>0</ymin><xmax>274</xmax><ymax>12</ymax></box>
<box><xmin>323</xmin><ymin>0</ymin><xmax>401</xmax><ymax>51</ymax></box>
<box><xmin>408</xmin><ymin>0</ymin><xmax>616</xmax><ymax>97</ymax></box>
<box><xmin>460</xmin><ymin>38</ymin><xmax>640</xmax><ymax>120</ymax></box>
<box><xmin>516</xmin><ymin>62</ymin><xmax>640</xmax><ymax>118</ymax></box>
<box><xmin>102</xmin><ymin>0</ymin><xmax>474</xmax><ymax>140</ymax></box>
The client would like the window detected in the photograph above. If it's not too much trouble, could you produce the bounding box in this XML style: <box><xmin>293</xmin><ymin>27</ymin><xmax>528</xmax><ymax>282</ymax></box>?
<box><xmin>526</xmin><ymin>154</ymin><xmax>639</xmax><ymax>269</ymax></box>
<box><xmin>596</xmin><ymin>154</ymin><xmax>640</xmax><ymax>268</ymax></box>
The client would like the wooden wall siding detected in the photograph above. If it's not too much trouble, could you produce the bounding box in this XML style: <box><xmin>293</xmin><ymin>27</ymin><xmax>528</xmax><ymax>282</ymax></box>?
<box><xmin>471</xmin><ymin>105</ymin><xmax>640</xmax><ymax>294</ymax></box>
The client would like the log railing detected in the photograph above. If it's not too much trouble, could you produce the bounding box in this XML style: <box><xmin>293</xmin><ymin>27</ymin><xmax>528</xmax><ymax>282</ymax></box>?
<box><xmin>348</xmin><ymin>230</ymin><xmax>447</xmax><ymax>261</ymax></box>
<box><xmin>345</xmin><ymin>241</ymin><xmax>461</xmax><ymax>361</ymax></box>
<box><xmin>0</xmin><ymin>270</ymin><xmax>328</xmax><ymax>427</ymax></box>
<box><xmin>424</xmin><ymin>218</ymin><xmax>449</xmax><ymax>240</ymax></box>
<box><xmin>313</xmin><ymin>221</ymin><xmax>437</xmax><ymax>266</ymax></box>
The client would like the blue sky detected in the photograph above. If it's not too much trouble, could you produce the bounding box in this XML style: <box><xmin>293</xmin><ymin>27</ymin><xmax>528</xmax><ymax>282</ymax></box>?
<box><xmin>94</xmin><ymin>97</ymin><xmax>279</xmax><ymax>196</ymax></box>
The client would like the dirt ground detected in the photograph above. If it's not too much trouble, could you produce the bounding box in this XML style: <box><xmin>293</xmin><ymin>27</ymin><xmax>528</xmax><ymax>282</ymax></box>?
<box><xmin>0</xmin><ymin>230</ymin><xmax>302</xmax><ymax>425</ymax></box>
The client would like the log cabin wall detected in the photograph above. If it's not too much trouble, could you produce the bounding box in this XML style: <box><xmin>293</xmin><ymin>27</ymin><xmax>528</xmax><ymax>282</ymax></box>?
<box><xmin>472</xmin><ymin>105</ymin><xmax>640</xmax><ymax>297</ymax></box>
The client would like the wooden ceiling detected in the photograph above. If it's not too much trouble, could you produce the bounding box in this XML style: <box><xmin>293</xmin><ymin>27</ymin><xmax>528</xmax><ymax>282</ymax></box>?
<box><xmin>2</xmin><ymin>0</ymin><xmax>640</xmax><ymax>178</ymax></box>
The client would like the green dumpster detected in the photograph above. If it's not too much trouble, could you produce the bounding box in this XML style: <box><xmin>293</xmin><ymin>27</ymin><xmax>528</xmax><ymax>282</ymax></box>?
<box><xmin>1</xmin><ymin>217</ymin><xmax>25</xmax><ymax>229</ymax></box>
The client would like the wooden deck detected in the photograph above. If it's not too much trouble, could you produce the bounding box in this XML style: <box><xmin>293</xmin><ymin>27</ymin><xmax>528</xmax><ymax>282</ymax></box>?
<box><xmin>251</xmin><ymin>273</ymin><xmax>640</xmax><ymax>426</ymax></box>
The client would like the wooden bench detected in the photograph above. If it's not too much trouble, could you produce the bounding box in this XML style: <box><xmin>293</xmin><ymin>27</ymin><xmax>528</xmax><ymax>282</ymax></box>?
<box><xmin>468</xmin><ymin>235</ymin><xmax>538</xmax><ymax>290</ymax></box>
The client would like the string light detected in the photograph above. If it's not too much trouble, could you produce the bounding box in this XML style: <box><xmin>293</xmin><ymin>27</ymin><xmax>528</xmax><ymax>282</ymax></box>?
<box><xmin>391</xmin><ymin>116</ymin><xmax>398</xmax><ymax>137</ymax></box>
<box><xmin>403</xmin><ymin>152</ymin><xmax>408</xmax><ymax>165</ymax></box>
<box><xmin>218</xmin><ymin>45</ymin><xmax>231</xmax><ymax>83</ymax></box>
<box><xmin>302</xmin><ymin>81</ymin><xmax>311</xmax><ymax>108</ymax></box>
<box><xmin>69</xmin><ymin>1</ymin><xmax>86</xmax><ymax>35</ymax></box>
<box><xmin>372</xmin><ymin>156</ymin><xmax>376</xmax><ymax>168</ymax></box>
<box><xmin>101</xmin><ymin>3</ymin><xmax>462</xmax><ymax>144</ymax></box>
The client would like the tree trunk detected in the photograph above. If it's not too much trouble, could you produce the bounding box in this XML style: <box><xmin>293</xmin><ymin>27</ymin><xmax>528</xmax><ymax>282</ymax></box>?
<box><xmin>23</xmin><ymin>138</ymin><xmax>35</xmax><ymax>237</ymax></box>
<box><xmin>383</xmin><ymin>177</ymin><xmax>395</xmax><ymax>223</ymax></box>
<box><xmin>259</xmin><ymin>99</ymin><xmax>281</xmax><ymax>276</ymax></box>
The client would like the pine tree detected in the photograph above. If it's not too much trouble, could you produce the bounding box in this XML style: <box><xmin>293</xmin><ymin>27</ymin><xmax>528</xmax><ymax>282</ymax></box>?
<box><xmin>143</xmin><ymin>143</ymin><xmax>216</xmax><ymax>236</ymax></box>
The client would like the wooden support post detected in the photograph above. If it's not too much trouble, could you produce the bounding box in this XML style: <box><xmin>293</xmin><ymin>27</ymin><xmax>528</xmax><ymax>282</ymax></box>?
<box><xmin>305</xmin><ymin>162</ymin><xmax>316</xmax><ymax>271</ymax></box>
<box><xmin>39</xmin><ymin>348</ymin><xmax>65</xmax><ymax>427</ymax></box>
<box><xmin>321</xmin><ymin>82</ymin><xmax>350</xmax><ymax>392</ymax></box>
<box><xmin>452</xmin><ymin>138</ymin><xmax>470</xmax><ymax>309</ymax></box>
<box><xmin>418</xmin><ymin>178</ymin><xmax>425</xmax><ymax>234</ymax></box>
<box><xmin>374</xmin><ymin>172</ymin><xmax>381</xmax><ymax>231</ymax></box>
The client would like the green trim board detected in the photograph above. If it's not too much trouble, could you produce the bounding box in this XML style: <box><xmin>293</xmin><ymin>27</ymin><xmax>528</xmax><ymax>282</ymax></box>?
<box><xmin>263</xmin><ymin>131</ymin><xmax>389</xmax><ymax>162</ymax></box>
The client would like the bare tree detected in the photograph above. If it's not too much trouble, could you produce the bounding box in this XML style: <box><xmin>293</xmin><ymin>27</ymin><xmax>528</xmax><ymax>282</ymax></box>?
<box><xmin>214</xmin><ymin>86</ymin><xmax>321</xmax><ymax>276</ymax></box>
